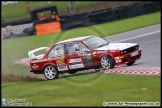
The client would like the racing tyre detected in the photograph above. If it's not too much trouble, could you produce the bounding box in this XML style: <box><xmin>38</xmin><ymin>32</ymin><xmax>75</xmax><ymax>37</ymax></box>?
<box><xmin>44</xmin><ymin>65</ymin><xmax>59</xmax><ymax>80</ymax></box>
<box><xmin>126</xmin><ymin>61</ymin><xmax>135</xmax><ymax>66</ymax></box>
<box><xmin>100</xmin><ymin>56</ymin><xmax>115</xmax><ymax>69</ymax></box>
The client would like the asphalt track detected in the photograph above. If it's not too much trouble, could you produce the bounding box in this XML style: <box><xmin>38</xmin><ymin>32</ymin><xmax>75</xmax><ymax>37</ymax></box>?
<box><xmin>104</xmin><ymin>24</ymin><xmax>161</xmax><ymax>68</ymax></box>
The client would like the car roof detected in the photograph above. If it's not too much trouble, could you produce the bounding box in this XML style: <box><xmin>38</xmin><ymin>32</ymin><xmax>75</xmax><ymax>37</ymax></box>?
<box><xmin>56</xmin><ymin>35</ymin><xmax>94</xmax><ymax>44</ymax></box>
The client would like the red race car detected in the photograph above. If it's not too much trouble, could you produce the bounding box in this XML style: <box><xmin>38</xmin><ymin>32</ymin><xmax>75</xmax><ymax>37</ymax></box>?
<box><xmin>28</xmin><ymin>36</ymin><xmax>142</xmax><ymax>80</ymax></box>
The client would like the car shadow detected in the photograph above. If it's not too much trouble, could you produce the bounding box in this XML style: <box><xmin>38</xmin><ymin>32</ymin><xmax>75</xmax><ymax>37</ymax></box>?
<box><xmin>115</xmin><ymin>62</ymin><xmax>146</xmax><ymax>68</ymax></box>
<box><xmin>59</xmin><ymin>71</ymin><xmax>102</xmax><ymax>79</ymax></box>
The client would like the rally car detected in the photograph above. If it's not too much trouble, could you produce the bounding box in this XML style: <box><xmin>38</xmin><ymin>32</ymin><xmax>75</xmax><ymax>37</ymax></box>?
<box><xmin>28</xmin><ymin>35</ymin><xmax>142</xmax><ymax>80</ymax></box>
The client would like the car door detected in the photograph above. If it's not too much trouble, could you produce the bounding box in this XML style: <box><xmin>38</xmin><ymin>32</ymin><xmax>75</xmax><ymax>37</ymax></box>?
<box><xmin>47</xmin><ymin>44</ymin><xmax>69</xmax><ymax>72</ymax></box>
<box><xmin>65</xmin><ymin>42</ymin><xmax>93</xmax><ymax>70</ymax></box>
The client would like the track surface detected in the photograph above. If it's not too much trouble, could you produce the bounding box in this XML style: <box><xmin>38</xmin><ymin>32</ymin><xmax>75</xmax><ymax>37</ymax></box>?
<box><xmin>101</xmin><ymin>24</ymin><xmax>160</xmax><ymax>75</ymax></box>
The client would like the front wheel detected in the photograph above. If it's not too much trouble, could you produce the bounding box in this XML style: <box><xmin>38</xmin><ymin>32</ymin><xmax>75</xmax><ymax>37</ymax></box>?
<box><xmin>100</xmin><ymin>56</ymin><xmax>115</xmax><ymax>69</ymax></box>
<box><xmin>126</xmin><ymin>61</ymin><xmax>135</xmax><ymax>66</ymax></box>
<box><xmin>44</xmin><ymin>65</ymin><xmax>59</xmax><ymax>80</ymax></box>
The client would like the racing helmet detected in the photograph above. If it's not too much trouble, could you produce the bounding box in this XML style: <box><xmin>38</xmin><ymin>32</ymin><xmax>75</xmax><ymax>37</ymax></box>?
<box><xmin>74</xmin><ymin>44</ymin><xmax>80</xmax><ymax>51</ymax></box>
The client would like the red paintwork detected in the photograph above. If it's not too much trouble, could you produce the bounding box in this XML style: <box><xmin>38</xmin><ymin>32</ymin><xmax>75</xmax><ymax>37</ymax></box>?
<box><xmin>30</xmin><ymin>36</ymin><xmax>142</xmax><ymax>74</ymax></box>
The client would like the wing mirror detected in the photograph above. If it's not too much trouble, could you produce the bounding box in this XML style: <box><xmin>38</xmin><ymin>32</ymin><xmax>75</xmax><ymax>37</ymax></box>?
<box><xmin>81</xmin><ymin>48</ymin><xmax>90</xmax><ymax>53</ymax></box>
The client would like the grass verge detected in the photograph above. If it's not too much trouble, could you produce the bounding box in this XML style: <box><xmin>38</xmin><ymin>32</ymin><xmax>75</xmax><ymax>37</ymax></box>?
<box><xmin>2</xmin><ymin>74</ymin><xmax>160</xmax><ymax>106</ymax></box>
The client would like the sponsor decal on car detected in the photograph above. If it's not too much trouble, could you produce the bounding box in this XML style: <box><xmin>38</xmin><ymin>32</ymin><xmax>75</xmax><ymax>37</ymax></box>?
<box><xmin>32</xmin><ymin>64</ymin><xmax>39</xmax><ymax>69</ymax></box>
<box><xmin>31</xmin><ymin>59</ymin><xmax>47</xmax><ymax>63</ymax></box>
<box><xmin>48</xmin><ymin>57</ymin><xmax>59</xmax><ymax>61</ymax></box>
<box><xmin>57</xmin><ymin>66</ymin><xmax>68</xmax><ymax>71</ymax></box>
<box><xmin>56</xmin><ymin>59</ymin><xmax>65</xmax><ymax>65</ymax></box>
<box><xmin>97</xmin><ymin>51</ymin><xmax>107</xmax><ymax>53</ymax></box>
<box><xmin>48</xmin><ymin>56</ymin><xmax>64</xmax><ymax>61</ymax></box>
<box><xmin>115</xmin><ymin>57</ymin><xmax>121</xmax><ymax>63</ymax></box>
<box><xmin>69</xmin><ymin>58</ymin><xmax>82</xmax><ymax>63</ymax></box>
<box><xmin>69</xmin><ymin>63</ymin><xmax>84</xmax><ymax>69</ymax></box>
<box><xmin>92</xmin><ymin>51</ymin><xmax>97</xmax><ymax>55</ymax></box>
<box><xmin>131</xmin><ymin>51</ymin><xmax>138</xmax><ymax>57</ymax></box>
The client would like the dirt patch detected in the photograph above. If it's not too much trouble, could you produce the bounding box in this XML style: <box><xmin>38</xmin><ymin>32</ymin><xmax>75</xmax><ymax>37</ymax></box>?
<box><xmin>1</xmin><ymin>73</ymin><xmax>45</xmax><ymax>83</ymax></box>
<box><xmin>2</xmin><ymin>58</ymin><xmax>44</xmax><ymax>83</ymax></box>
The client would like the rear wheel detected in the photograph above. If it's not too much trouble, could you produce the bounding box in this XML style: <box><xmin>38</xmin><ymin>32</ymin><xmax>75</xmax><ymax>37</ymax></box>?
<box><xmin>100</xmin><ymin>56</ymin><xmax>115</xmax><ymax>69</ymax></box>
<box><xmin>44</xmin><ymin>65</ymin><xmax>59</xmax><ymax>80</ymax></box>
<box><xmin>126</xmin><ymin>61</ymin><xmax>135</xmax><ymax>66</ymax></box>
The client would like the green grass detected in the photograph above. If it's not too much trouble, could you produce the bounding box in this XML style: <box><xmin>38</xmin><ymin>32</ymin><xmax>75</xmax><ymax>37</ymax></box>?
<box><xmin>2</xmin><ymin>1</ymin><xmax>98</xmax><ymax>22</ymax></box>
<box><xmin>2</xmin><ymin>74</ymin><xmax>160</xmax><ymax>106</ymax></box>
<box><xmin>2</xmin><ymin>12</ymin><xmax>161</xmax><ymax>106</ymax></box>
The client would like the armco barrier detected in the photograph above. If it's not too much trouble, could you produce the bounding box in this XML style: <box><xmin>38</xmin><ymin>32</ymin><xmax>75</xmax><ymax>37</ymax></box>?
<box><xmin>90</xmin><ymin>8</ymin><xmax>118</xmax><ymax>25</ymax></box>
<box><xmin>61</xmin><ymin>1</ymin><xmax>161</xmax><ymax>30</ymax></box>
<box><xmin>144</xmin><ymin>1</ymin><xmax>161</xmax><ymax>14</ymax></box>
<box><xmin>2</xmin><ymin>19</ymin><xmax>32</xmax><ymax>28</ymax></box>
<box><xmin>117</xmin><ymin>3</ymin><xmax>147</xmax><ymax>20</ymax></box>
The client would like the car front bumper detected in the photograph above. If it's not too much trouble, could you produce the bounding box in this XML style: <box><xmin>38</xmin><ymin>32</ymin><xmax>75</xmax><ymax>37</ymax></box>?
<box><xmin>115</xmin><ymin>49</ymin><xmax>142</xmax><ymax>65</ymax></box>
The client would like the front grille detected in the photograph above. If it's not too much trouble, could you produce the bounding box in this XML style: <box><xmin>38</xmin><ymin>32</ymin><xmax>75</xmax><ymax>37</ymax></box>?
<box><xmin>125</xmin><ymin>45</ymin><xmax>139</xmax><ymax>54</ymax></box>
<box><xmin>130</xmin><ymin>55</ymin><xmax>139</xmax><ymax>60</ymax></box>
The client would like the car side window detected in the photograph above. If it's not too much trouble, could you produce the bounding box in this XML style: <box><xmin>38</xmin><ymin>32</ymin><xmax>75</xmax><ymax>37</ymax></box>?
<box><xmin>67</xmin><ymin>42</ymin><xmax>89</xmax><ymax>54</ymax></box>
<box><xmin>48</xmin><ymin>44</ymin><xmax>65</xmax><ymax>57</ymax></box>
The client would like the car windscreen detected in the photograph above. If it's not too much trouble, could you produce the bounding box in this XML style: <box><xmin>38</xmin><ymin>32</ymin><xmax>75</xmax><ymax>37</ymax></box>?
<box><xmin>82</xmin><ymin>36</ymin><xmax>109</xmax><ymax>49</ymax></box>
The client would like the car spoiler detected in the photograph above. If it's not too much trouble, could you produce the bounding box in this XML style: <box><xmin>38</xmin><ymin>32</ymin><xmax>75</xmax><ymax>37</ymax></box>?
<box><xmin>28</xmin><ymin>47</ymin><xmax>50</xmax><ymax>60</ymax></box>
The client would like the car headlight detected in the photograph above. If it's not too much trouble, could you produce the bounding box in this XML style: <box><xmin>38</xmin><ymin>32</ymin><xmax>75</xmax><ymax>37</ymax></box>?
<box><xmin>135</xmin><ymin>45</ymin><xmax>139</xmax><ymax>50</ymax></box>
<box><xmin>121</xmin><ymin>50</ymin><xmax>124</xmax><ymax>55</ymax></box>
<box><xmin>121</xmin><ymin>50</ymin><xmax>127</xmax><ymax>55</ymax></box>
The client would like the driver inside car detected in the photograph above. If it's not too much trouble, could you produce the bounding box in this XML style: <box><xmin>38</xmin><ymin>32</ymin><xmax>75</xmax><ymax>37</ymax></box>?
<box><xmin>73</xmin><ymin>44</ymin><xmax>80</xmax><ymax>52</ymax></box>
<box><xmin>55</xmin><ymin>47</ymin><xmax>64</xmax><ymax>56</ymax></box>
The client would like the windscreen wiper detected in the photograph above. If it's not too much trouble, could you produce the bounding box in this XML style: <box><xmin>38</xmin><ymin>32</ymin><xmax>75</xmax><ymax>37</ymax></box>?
<box><xmin>98</xmin><ymin>42</ymin><xmax>109</xmax><ymax>48</ymax></box>
<box><xmin>98</xmin><ymin>44</ymin><xmax>105</xmax><ymax>48</ymax></box>
<box><xmin>105</xmin><ymin>42</ymin><xmax>110</xmax><ymax>45</ymax></box>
